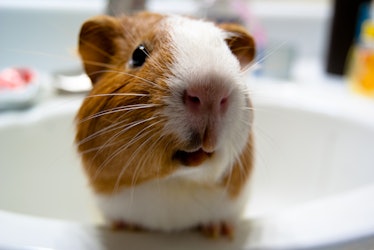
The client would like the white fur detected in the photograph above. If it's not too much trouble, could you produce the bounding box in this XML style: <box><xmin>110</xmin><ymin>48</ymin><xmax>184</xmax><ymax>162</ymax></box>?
<box><xmin>96</xmin><ymin>15</ymin><xmax>253</xmax><ymax>231</ymax></box>
<box><xmin>163</xmin><ymin>16</ymin><xmax>252</xmax><ymax>182</ymax></box>
<box><xmin>96</xmin><ymin>177</ymin><xmax>249</xmax><ymax>231</ymax></box>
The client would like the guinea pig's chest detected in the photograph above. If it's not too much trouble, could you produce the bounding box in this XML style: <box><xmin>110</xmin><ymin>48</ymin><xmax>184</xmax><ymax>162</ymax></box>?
<box><xmin>95</xmin><ymin>177</ymin><xmax>246</xmax><ymax>231</ymax></box>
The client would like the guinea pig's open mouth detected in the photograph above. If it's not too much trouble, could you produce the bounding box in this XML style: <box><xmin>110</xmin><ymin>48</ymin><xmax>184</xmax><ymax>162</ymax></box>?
<box><xmin>173</xmin><ymin>149</ymin><xmax>213</xmax><ymax>167</ymax></box>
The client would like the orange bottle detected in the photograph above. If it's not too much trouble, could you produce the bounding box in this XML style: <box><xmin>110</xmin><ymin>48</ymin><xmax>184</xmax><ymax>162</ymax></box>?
<box><xmin>349</xmin><ymin>19</ymin><xmax>374</xmax><ymax>97</ymax></box>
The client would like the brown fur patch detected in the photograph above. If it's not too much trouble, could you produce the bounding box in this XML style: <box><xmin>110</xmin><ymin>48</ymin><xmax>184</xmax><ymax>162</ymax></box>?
<box><xmin>76</xmin><ymin>12</ymin><xmax>180</xmax><ymax>193</ymax></box>
<box><xmin>219</xmin><ymin>23</ymin><xmax>256</xmax><ymax>69</ymax></box>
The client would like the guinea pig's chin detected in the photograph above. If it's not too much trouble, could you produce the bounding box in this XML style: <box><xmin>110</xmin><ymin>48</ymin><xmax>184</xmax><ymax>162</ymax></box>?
<box><xmin>172</xmin><ymin>148</ymin><xmax>214</xmax><ymax>167</ymax></box>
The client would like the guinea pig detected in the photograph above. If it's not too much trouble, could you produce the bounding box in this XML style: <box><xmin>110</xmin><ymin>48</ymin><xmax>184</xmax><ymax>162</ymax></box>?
<box><xmin>75</xmin><ymin>12</ymin><xmax>255</xmax><ymax>238</ymax></box>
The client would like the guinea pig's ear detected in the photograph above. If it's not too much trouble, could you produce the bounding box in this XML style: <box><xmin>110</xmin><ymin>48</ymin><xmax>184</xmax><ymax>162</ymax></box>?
<box><xmin>219</xmin><ymin>23</ymin><xmax>256</xmax><ymax>69</ymax></box>
<box><xmin>78</xmin><ymin>15</ymin><xmax>123</xmax><ymax>84</ymax></box>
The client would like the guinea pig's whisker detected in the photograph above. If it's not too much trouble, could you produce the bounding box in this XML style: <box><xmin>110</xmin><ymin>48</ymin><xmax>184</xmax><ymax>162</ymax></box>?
<box><xmin>99</xmin><ymin>116</ymin><xmax>160</xmax><ymax>151</ymax></box>
<box><xmin>81</xmin><ymin>59</ymin><xmax>161</xmax><ymax>89</ymax></box>
<box><xmin>127</xmin><ymin>135</ymin><xmax>162</xmax><ymax>199</ymax></box>
<box><xmin>221</xmin><ymin>140</ymin><xmax>246</xmax><ymax>197</ymax></box>
<box><xmin>230</xmin><ymin>45</ymin><xmax>256</xmax><ymax>54</ymax></box>
<box><xmin>115</xmin><ymin>71</ymin><xmax>167</xmax><ymax>90</ymax></box>
<box><xmin>242</xmin><ymin>41</ymin><xmax>288</xmax><ymax>74</ymax></box>
<box><xmin>91</xmin><ymin>116</ymin><xmax>161</xmax><ymax>164</ymax></box>
<box><xmin>118</xmin><ymin>119</ymin><xmax>164</xmax><ymax>153</ymax></box>
<box><xmin>93</xmin><ymin>128</ymin><xmax>154</xmax><ymax>180</ymax></box>
<box><xmin>238</xmin><ymin>117</ymin><xmax>253</xmax><ymax>127</ymax></box>
<box><xmin>77</xmin><ymin>116</ymin><xmax>131</xmax><ymax>147</ymax></box>
<box><xmin>80</xmin><ymin>41</ymin><xmax>113</xmax><ymax>58</ymax></box>
<box><xmin>100</xmin><ymin>130</ymin><xmax>156</xmax><ymax>186</ymax></box>
<box><xmin>85</xmin><ymin>93</ymin><xmax>150</xmax><ymax>99</ymax></box>
<box><xmin>78</xmin><ymin>104</ymin><xmax>160</xmax><ymax>123</ymax></box>
<box><xmin>121</xmin><ymin>135</ymin><xmax>161</xmax><ymax>204</ymax></box>
<box><xmin>238</xmin><ymin>156</ymin><xmax>248</xmax><ymax>183</ymax></box>
<box><xmin>242</xmin><ymin>62</ymin><xmax>256</xmax><ymax>74</ymax></box>
<box><xmin>78</xmin><ymin>109</ymin><xmax>162</xmax><ymax>153</ymax></box>
<box><xmin>224</xmin><ymin>164</ymin><xmax>235</xmax><ymax>194</ymax></box>
<box><xmin>240</xmin><ymin>106</ymin><xmax>256</xmax><ymax>111</ymax></box>
<box><xmin>94</xmin><ymin>119</ymin><xmax>164</xmax><ymax>180</ymax></box>
<box><xmin>81</xmin><ymin>118</ymin><xmax>154</xmax><ymax>174</ymax></box>
<box><xmin>86</xmin><ymin>116</ymin><xmax>159</xmax><ymax>170</ymax></box>
<box><xmin>81</xmin><ymin>59</ymin><xmax>118</xmax><ymax>70</ymax></box>
<box><xmin>152</xmin><ymin>135</ymin><xmax>174</xmax><ymax>195</ymax></box>
<box><xmin>80</xmin><ymin>142</ymin><xmax>119</xmax><ymax>155</ymax></box>
<box><xmin>82</xmin><ymin>59</ymin><xmax>167</xmax><ymax>91</ymax></box>
<box><xmin>252</xmin><ymin>123</ymin><xmax>277</xmax><ymax>151</ymax></box>
<box><xmin>114</xmin><ymin>130</ymin><xmax>162</xmax><ymax>193</ymax></box>
<box><xmin>89</xmin><ymin>69</ymin><xmax>167</xmax><ymax>91</ymax></box>
<box><xmin>80</xmin><ymin>104</ymin><xmax>154</xmax><ymax>122</ymax></box>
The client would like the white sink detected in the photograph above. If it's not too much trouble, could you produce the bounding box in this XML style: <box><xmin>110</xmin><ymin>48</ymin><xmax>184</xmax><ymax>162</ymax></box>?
<box><xmin>1</xmin><ymin>77</ymin><xmax>374</xmax><ymax>249</ymax></box>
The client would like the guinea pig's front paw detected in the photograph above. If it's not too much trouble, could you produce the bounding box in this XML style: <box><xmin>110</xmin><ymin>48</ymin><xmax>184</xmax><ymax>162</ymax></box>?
<box><xmin>111</xmin><ymin>220</ymin><xmax>144</xmax><ymax>232</ymax></box>
<box><xmin>198</xmin><ymin>221</ymin><xmax>234</xmax><ymax>240</ymax></box>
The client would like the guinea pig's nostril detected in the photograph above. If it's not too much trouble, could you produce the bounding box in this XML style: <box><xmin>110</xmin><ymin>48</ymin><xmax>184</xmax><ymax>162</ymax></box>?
<box><xmin>220</xmin><ymin>97</ymin><xmax>228</xmax><ymax>106</ymax></box>
<box><xmin>188</xmin><ymin>95</ymin><xmax>200</xmax><ymax>104</ymax></box>
<box><xmin>183</xmin><ymin>87</ymin><xmax>230</xmax><ymax>114</ymax></box>
<box><xmin>183</xmin><ymin>90</ymin><xmax>201</xmax><ymax>107</ymax></box>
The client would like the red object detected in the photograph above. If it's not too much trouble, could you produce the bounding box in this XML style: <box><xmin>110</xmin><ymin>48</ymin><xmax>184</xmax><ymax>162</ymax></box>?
<box><xmin>0</xmin><ymin>68</ymin><xmax>35</xmax><ymax>90</ymax></box>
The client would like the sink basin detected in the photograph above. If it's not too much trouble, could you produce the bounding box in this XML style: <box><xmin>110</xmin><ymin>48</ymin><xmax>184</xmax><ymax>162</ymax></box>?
<box><xmin>1</xmin><ymin>78</ymin><xmax>374</xmax><ymax>249</ymax></box>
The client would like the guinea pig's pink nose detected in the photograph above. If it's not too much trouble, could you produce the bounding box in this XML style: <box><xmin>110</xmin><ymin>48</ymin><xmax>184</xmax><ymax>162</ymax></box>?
<box><xmin>182</xmin><ymin>82</ymin><xmax>231</xmax><ymax>152</ymax></box>
<box><xmin>183</xmin><ymin>85</ymin><xmax>230</xmax><ymax>115</ymax></box>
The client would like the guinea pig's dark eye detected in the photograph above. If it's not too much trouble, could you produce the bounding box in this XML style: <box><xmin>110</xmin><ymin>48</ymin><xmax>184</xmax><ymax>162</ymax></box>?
<box><xmin>129</xmin><ymin>44</ymin><xmax>148</xmax><ymax>67</ymax></box>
